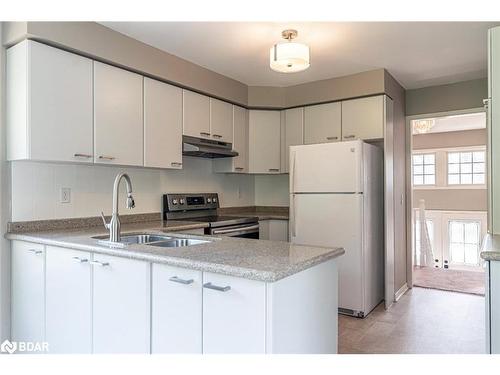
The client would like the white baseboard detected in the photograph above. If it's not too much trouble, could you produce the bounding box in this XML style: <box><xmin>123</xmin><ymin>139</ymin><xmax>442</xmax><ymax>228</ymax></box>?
<box><xmin>395</xmin><ymin>283</ymin><xmax>409</xmax><ymax>301</ymax></box>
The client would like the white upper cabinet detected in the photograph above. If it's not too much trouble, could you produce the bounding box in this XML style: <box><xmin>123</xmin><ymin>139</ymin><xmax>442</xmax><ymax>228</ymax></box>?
<box><xmin>341</xmin><ymin>95</ymin><xmax>385</xmax><ymax>141</ymax></box>
<box><xmin>210</xmin><ymin>98</ymin><xmax>233</xmax><ymax>143</ymax></box>
<box><xmin>94</xmin><ymin>62</ymin><xmax>144</xmax><ymax>166</ymax></box>
<box><xmin>183</xmin><ymin>90</ymin><xmax>211</xmax><ymax>138</ymax></box>
<box><xmin>213</xmin><ymin>105</ymin><xmax>248</xmax><ymax>173</ymax></box>
<box><xmin>248</xmin><ymin>110</ymin><xmax>281</xmax><ymax>174</ymax></box>
<box><xmin>144</xmin><ymin>78</ymin><xmax>183</xmax><ymax>169</ymax></box>
<box><xmin>304</xmin><ymin>102</ymin><xmax>342</xmax><ymax>145</ymax></box>
<box><xmin>283</xmin><ymin>108</ymin><xmax>304</xmax><ymax>173</ymax></box>
<box><xmin>7</xmin><ymin>40</ymin><xmax>93</xmax><ymax>162</ymax></box>
<box><xmin>92</xmin><ymin>254</ymin><xmax>151</xmax><ymax>354</ymax></box>
<box><xmin>45</xmin><ymin>246</ymin><xmax>92</xmax><ymax>353</ymax></box>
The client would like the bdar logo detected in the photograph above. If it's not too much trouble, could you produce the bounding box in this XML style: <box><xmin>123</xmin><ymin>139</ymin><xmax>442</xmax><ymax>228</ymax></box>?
<box><xmin>1</xmin><ymin>339</ymin><xmax>17</xmax><ymax>354</ymax></box>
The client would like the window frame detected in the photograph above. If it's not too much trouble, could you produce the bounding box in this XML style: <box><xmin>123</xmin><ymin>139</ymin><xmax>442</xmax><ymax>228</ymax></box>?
<box><xmin>447</xmin><ymin>150</ymin><xmax>486</xmax><ymax>187</ymax></box>
<box><xmin>412</xmin><ymin>152</ymin><xmax>436</xmax><ymax>186</ymax></box>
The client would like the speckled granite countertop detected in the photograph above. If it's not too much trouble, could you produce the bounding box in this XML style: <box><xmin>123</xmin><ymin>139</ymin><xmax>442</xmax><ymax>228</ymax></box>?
<box><xmin>5</xmin><ymin>220</ymin><xmax>343</xmax><ymax>282</ymax></box>
<box><xmin>480</xmin><ymin>234</ymin><xmax>500</xmax><ymax>261</ymax></box>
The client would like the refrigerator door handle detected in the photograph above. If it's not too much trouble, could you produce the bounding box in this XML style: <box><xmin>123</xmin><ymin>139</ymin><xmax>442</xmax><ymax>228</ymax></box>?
<box><xmin>290</xmin><ymin>150</ymin><xmax>297</xmax><ymax>193</ymax></box>
<box><xmin>291</xmin><ymin>194</ymin><xmax>297</xmax><ymax>238</ymax></box>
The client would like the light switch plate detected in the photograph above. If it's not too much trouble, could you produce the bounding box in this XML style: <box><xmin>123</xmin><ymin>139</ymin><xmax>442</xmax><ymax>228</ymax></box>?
<box><xmin>60</xmin><ymin>187</ymin><xmax>71</xmax><ymax>203</ymax></box>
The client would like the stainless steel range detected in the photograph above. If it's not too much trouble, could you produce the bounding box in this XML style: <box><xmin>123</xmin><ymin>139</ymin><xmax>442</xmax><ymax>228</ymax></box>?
<box><xmin>162</xmin><ymin>193</ymin><xmax>259</xmax><ymax>238</ymax></box>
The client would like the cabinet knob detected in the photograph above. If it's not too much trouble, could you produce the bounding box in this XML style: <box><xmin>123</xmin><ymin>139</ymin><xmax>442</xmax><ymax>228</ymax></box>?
<box><xmin>268</xmin><ymin>168</ymin><xmax>280</xmax><ymax>172</ymax></box>
<box><xmin>74</xmin><ymin>153</ymin><xmax>92</xmax><ymax>159</ymax></box>
<box><xmin>235</xmin><ymin>167</ymin><xmax>244</xmax><ymax>171</ymax></box>
<box><xmin>98</xmin><ymin>155</ymin><xmax>115</xmax><ymax>161</ymax></box>
<box><xmin>170</xmin><ymin>162</ymin><xmax>183</xmax><ymax>167</ymax></box>
<box><xmin>72</xmin><ymin>256</ymin><xmax>89</xmax><ymax>263</ymax></box>
<box><xmin>343</xmin><ymin>135</ymin><xmax>356</xmax><ymax>139</ymax></box>
<box><xmin>28</xmin><ymin>249</ymin><xmax>43</xmax><ymax>255</ymax></box>
<box><xmin>203</xmin><ymin>282</ymin><xmax>231</xmax><ymax>292</ymax></box>
<box><xmin>200</xmin><ymin>132</ymin><xmax>211</xmax><ymax>137</ymax></box>
<box><xmin>326</xmin><ymin>136</ymin><xmax>338</xmax><ymax>140</ymax></box>
<box><xmin>90</xmin><ymin>260</ymin><xmax>109</xmax><ymax>267</ymax></box>
<box><xmin>212</xmin><ymin>134</ymin><xmax>223</xmax><ymax>139</ymax></box>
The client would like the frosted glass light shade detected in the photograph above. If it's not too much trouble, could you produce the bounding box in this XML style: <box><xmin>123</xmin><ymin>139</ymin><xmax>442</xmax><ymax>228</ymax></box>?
<box><xmin>270</xmin><ymin>42</ymin><xmax>310</xmax><ymax>73</ymax></box>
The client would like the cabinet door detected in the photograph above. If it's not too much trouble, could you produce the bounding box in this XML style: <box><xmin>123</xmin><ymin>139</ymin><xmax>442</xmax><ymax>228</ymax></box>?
<box><xmin>210</xmin><ymin>98</ymin><xmax>233</xmax><ymax>143</ymax></box>
<box><xmin>232</xmin><ymin>106</ymin><xmax>249</xmax><ymax>172</ymax></box>
<box><xmin>491</xmin><ymin>261</ymin><xmax>500</xmax><ymax>353</ymax></box>
<box><xmin>92</xmin><ymin>254</ymin><xmax>151</xmax><ymax>353</ymax></box>
<box><xmin>283</xmin><ymin>108</ymin><xmax>304</xmax><ymax>173</ymax></box>
<box><xmin>94</xmin><ymin>62</ymin><xmax>144</xmax><ymax>166</ymax></box>
<box><xmin>304</xmin><ymin>102</ymin><xmax>341</xmax><ymax>145</ymax></box>
<box><xmin>203</xmin><ymin>272</ymin><xmax>266</xmax><ymax>353</ymax></box>
<box><xmin>151</xmin><ymin>264</ymin><xmax>202</xmax><ymax>353</ymax></box>
<box><xmin>183</xmin><ymin>90</ymin><xmax>210</xmax><ymax>138</ymax></box>
<box><xmin>11</xmin><ymin>241</ymin><xmax>45</xmax><ymax>343</ymax></box>
<box><xmin>144</xmin><ymin>78</ymin><xmax>183</xmax><ymax>169</ymax></box>
<box><xmin>341</xmin><ymin>95</ymin><xmax>384</xmax><ymax>141</ymax></box>
<box><xmin>248</xmin><ymin>110</ymin><xmax>281</xmax><ymax>174</ymax></box>
<box><xmin>45</xmin><ymin>246</ymin><xmax>92</xmax><ymax>353</ymax></box>
<box><xmin>29</xmin><ymin>41</ymin><xmax>93</xmax><ymax>163</ymax></box>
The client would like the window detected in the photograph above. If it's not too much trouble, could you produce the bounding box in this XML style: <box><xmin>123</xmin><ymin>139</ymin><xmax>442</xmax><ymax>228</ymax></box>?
<box><xmin>412</xmin><ymin>153</ymin><xmax>436</xmax><ymax>185</ymax></box>
<box><xmin>448</xmin><ymin>220</ymin><xmax>481</xmax><ymax>266</ymax></box>
<box><xmin>448</xmin><ymin>151</ymin><xmax>485</xmax><ymax>185</ymax></box>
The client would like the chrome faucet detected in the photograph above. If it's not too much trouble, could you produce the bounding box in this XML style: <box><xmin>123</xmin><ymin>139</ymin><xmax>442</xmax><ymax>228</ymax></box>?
<box><xmin>100</xmin><ymin>173</ymin><xmax>135</xmax><ymax>242</ymax></box>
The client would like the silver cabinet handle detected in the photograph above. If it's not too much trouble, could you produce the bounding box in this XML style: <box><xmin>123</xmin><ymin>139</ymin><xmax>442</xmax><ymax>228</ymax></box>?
<box><xmin>169</xmin><ymin>276</ymin><xmax>194</xmax><ymax>285</ymax></box>
<box><xmin>74</xmin><ymin>153</ymin><xmax>92</xmax><ymax>158</ymax></box>
<box><xmin>200</xmin><ymin>132</ymin><xmax>211</xmax><ymax>136</ymax></box>
<box><xmin>90</xmin><ymin>260</ymin><xmax>109</xmax><ymax>267</ymax></box>
<box><xmin>72</xmin><ymin>256</ymin><xmax>89</xmax><ymax>263</ymax></box>
<box><xmin>98</xmin><ymin>155</ymin><xmax>115</xmax><ymax>160</ymax></box>
<box><xmin>171</xmin><ymin>162</ymin><xmax>183</xmax><ymax>167</ymax></box>
<box><xmin>343</xmin><ymin>135</ymin><xmax>355</xmax><ymax>139</ymax></box>
<box><xmin>235</xmin><ymin>167</ymin><xmax>244</xmax><ymax>171</ymax></box>
<box><xmin>28</xmin><ymin>249</ymin><xmax>43</xmax><ymax>255</ymax></box>
<box><xmin>212</xmin><ymin>134</ymin><xmax>222</xmax><ymax>139</ymax></box>
<box><xmin>268</xmin><ymin>168</ymin><xmax>280</xmax><ymax>172</ymax></box>
<box><xmin>326</xmin><ymin>136</ymin><xmax>338</xmax><ymax>140</ymax></box>
<box><xmin>203</xmin><ymin>282</ymin><xmax>231</xmax><ymax>292</ymax></box>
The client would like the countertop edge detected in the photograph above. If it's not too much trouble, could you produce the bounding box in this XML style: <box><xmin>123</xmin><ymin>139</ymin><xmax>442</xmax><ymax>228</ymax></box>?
<box><xmin>5</xmin><ymin>232</ymin><xmax>344</xmax><ymax>283</ymax></box>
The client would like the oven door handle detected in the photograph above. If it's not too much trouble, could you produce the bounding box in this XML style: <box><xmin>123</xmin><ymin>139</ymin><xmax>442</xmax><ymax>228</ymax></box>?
<box><xmin>211</xmin><ymin>224</ymin><xmax>260</xmax><ymax>235</ymax></box>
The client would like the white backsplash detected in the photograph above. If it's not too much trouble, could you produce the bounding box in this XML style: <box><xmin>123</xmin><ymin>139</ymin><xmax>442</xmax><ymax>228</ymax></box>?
<box><xmin>11</xmin><ymin>157</ymin><xmax>256</xmax><ymax>222</ymax></box>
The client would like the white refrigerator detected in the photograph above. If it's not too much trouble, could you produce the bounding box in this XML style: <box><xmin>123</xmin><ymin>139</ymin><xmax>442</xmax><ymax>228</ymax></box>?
<box><xmin>289</xmin><ymin>140</ymin><xmax>384</xmax><ymax>318</ymax></box>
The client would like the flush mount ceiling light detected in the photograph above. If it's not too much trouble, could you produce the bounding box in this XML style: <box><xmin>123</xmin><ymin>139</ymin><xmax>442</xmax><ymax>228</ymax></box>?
<box><xmin>270</xmin><ymin>29</ymin><xmax>310</xmax><ymax>73</ymax></box>
<box><xmin>413</xmin><ymin>119</ymin><xmax>435</xmax><ymax>134</ymax></box>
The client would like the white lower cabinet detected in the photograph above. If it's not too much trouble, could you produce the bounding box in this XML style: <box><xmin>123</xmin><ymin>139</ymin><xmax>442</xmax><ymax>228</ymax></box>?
<box><xmin>152</xmin><ymin>264</ymin><xmax>202</xmax><ymax>353</ymax></box>
<box><xmin>259</xmin><ymin>220</ymin><xmax>289</xmax><ymax>241</ymax></box>
<box><xmin>11</xmin><ymin>241</ymin><xmax>45</xmax><ymax>344</ymax></box>
<box><xmin>45</xmin><ymin>246</ymin><xmax>92</xmax><ymax>353</ymax></box>
<box><xmin>92</xmin><ymin>254</ymin><xmax>151</xmax><ymax>354</ymax></box>
<box><xmin>488</xmin><ymin>260</ymin><xmax>500</xmax><ymax>353</ymax></box>
<box><xmin>202</xmin><ymin>272</ymin><xmax>266</xmax><ymax>353</ymax></box>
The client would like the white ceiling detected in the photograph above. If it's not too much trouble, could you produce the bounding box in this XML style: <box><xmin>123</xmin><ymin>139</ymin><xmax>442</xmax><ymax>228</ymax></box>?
<box><xmin>100</xmin><ymin>22</ymin><xmax>500</xmax><ymax>89</ymax></box>
<box><xmin>412</xmin><ymin>112</ymin><xmax>486</xmax><ymax>134</ymax></box>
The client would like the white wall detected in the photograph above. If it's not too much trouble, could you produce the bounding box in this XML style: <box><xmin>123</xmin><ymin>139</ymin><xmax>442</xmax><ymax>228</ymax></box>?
<box><xmin>254</xmin><ymin>174</ymin><xmax>289</xmax><ymax>207</ymax></box>
<box><xmin>10</xmin><ymin>157</ymin><xmax>255</xmax><ymax>221</ymax></box>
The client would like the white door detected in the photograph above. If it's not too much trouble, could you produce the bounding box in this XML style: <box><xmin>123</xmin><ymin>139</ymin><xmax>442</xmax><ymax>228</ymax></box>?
<box><xmin>290</xmin><ymin>141</ymin><xmax>363</xmax><ymax>193</ymax></box>
<box><xmin>304</xmin><ymin>102</ymin><xmax>342</xmax><ymax>144</ymax></box>
<box><xmin>45</xmin><ymin>246</ymin><xmax>92</xmax><ymax>353</ymax></box>
<box><xmin>283</xmin><ymin>107</ymin><xmax>304</xmax><ymax>173</ymax></box>
<box><xmin>11</xmin><ymin>241</ymin><xmax>45</xmax><ymax>343</ymax></box>
<box><xmin>144</xmin><ymin>77</ymin><xmax>183</xmax><ymax>169</ymax></box>
<box><xmin>151</xmin><ymin>264</ymin><xmax>202</xmax><ymax>353</ymax></box>
<box><xmin>342</xmin><ymin>96</ymin><xmax>384</xmax><ymax>141</ymax></box>
<box><xmin>92</xmin><ymin>254</ymin><xmax>151</xmax><ymax>353</ymax></box>
<box><xmin>210</xmin><ymin>98</ymin><xmax>233</xmax><ymax>143</ymax></box>
<box><xmin>248</xmin><ymin>110</ymin><xmax>281</xmax><ymax>174</ymax></box>
<box><xmin>291</xmin><ymin>193</ymin><xmax>364</xmax><ymax>313</ymax></box>
<box><xmin>94</xmin><ymin>61</ymin><xmax>144</xmax><ymax>166</ymax></box>
<box><xmin>203</xmin><ymin>272</ymin><xmax>266</xmax><ymax>353</ymax></box>
<box><xmin>29</xmin><ymin>41</ymin><xmax>94</xmax><ymax>163</ymax></box>
<box><xmin>183</xmin><ymin>90</ymin><xmax>210</xmax><ymax>138</ymax></box>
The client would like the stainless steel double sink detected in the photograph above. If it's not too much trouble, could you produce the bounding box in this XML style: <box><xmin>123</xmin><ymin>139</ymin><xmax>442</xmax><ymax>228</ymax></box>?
<box><xmin>93</xmin><ymin>233</ymin><xmax>210</xmax><ymax>248</ymax></box>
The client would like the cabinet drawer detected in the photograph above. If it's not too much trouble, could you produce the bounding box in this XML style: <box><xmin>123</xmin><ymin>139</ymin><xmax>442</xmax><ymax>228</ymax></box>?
<box><xmin>202</xmin><ymin>272</ymin><xmax>266</xmax><ymax>353</ymax></box>
<box><xmin>152</xmin><ymin>264</ymin><xmax>202</xmax><ymax>353</ymax></box>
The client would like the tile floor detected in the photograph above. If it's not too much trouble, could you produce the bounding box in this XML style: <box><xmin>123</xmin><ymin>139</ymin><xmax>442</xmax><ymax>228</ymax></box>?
<box><xmin>338</xmin><ymin>287</ymin><xmax>485</xmax><ymax>354</ymax></box>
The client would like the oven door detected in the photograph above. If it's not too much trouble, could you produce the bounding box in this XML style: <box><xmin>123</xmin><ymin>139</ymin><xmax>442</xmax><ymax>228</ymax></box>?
<box><xmin>209</xmin><ymin>223</ymin><xmax>260</xmax><ymax>239</ymax></box>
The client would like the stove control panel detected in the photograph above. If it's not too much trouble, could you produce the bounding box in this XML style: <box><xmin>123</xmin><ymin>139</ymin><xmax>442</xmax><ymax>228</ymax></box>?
<box><xmin>163</xmin><ymin>193</ymin><xmax>219</xmax><ymax>213</ymax></box>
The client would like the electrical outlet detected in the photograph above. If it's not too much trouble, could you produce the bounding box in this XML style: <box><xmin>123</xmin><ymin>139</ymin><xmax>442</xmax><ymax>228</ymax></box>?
<box><xmin>60</xmin><ymin>188</ymin><xmax>71</xmax><ymax>204</ymax></box>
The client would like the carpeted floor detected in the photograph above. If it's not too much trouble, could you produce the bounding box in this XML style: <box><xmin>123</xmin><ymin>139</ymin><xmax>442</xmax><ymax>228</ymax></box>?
<box><xmin>413</xmin><ymin>266</ymin><xmax>485</xmax><ymax>296</ymax></box>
